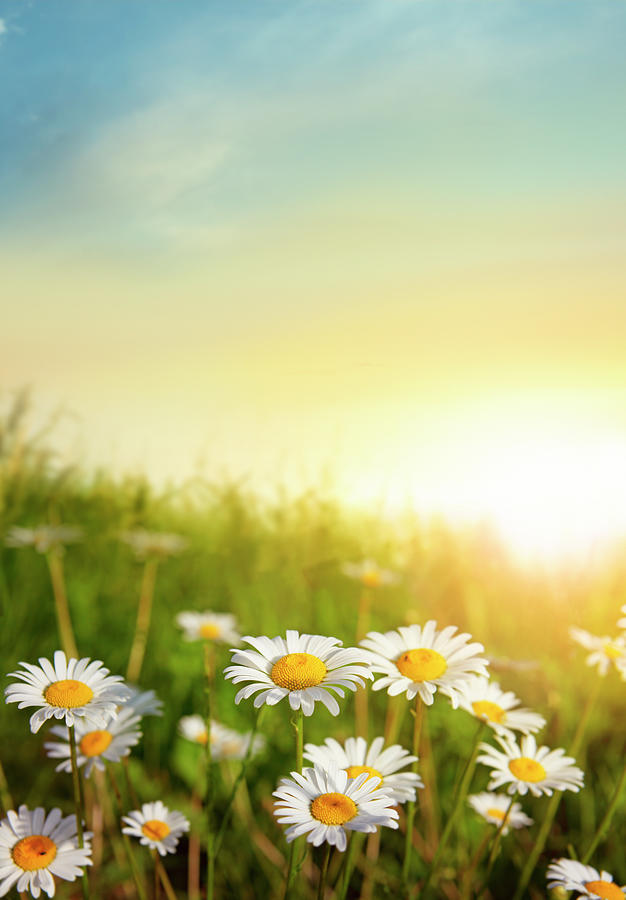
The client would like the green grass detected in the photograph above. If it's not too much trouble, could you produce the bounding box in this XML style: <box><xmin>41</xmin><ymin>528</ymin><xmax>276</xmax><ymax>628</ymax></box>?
<box><xmin>1</xmin><ymin>392</ymin><xmax>625</xmax><ymax>898</ymax></box>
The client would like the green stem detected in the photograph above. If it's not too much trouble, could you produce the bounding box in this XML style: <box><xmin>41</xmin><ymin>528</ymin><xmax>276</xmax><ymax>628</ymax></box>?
<box><xmin>106</xmin><ymin>764</ymin><xmax>148</xmax><ymax>900</ymax></box>
<box><xmin>46</xmin><ymin>551</ymin><xmax>78</xmax><ymax>658</ymax></box>
<box><xmin>204</xmin><ymin>643</ymin><xmax>216</xmax><ymax>900</ymax></box>
<box><xmin>481</xmin><ymin>792</ymin><xmax>517</xmax><ymax>891</ymax></box>
<box><xmin>317</xmin><ymin>844</ymin><xmax>332</xmax><ymax>900</ymax></box>
<box><xmin>569</xmin><ymin>677</ymin><xmax>602</xmax><ymax>759</ymax></box>
<box><xmin>214</xmin><ymin>708</ymin><xmax>265</xmax><ymax>854</ymax></box>
<box><xmin>582</xmin><ymin>755</ymin><xmax>626</xmax><ymax>863</ymax></box>
<box><xmin>421</xmin><ymin>719</ymin><xmax>486</xmax><ymax>895</ymax></box>
<box><xmin>68</xmin><ymin>726</ymin><xmax>90</xmax><ymax>900</ymax></box>
<box><xmin>512</xmin><ymin>790</ymin><xmax>562</xmax><ymax>900</ymax></box>
<box><xmin>460</xmin><ymin>827</ymin><xmax>492</xmax><ymax>900</ymax></box>
<box><xmin>402</xmin><ymin>697</ymin><xmax>424</xmax><ymax>886</ymax></box>
<box><xmin>284</xmin><ymin>709</ymin><xmax>305</xmax><ymax>898</ymax></box>
<box><xmin>0</xmin><ymin>758</ymin><xmax>14</xmax><ymax>814</ymax></box>
<box><xmin>337</xmin><ymin>833</ymin><xmax>360</xmax><ymax>900</ymax></box>
<box><xmin>126</xmin><ymin>557</ymin><xmax>158</xmax><ymax>683</ymax></box>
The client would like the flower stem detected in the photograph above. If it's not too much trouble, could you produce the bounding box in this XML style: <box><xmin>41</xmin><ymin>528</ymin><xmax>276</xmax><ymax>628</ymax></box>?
<box><xmin>214</xmin><ymin>708</ymin><xmax>265</xmax><ymax>855</ymax></box>
<box><xmin>480</xmin><ymin>792</ymin><xmax>517</xmax><ymax>890</ymax></box>
<box><xmin>402</xmin><ymin>696</ymin><xmax>424</xmax><ymax>886</ymax></box>
<box><xmin>126</xmin><ymin>557</ymin><xmax>158</xmax><ymax>683</ymax></box>
<box><xmin>46</xmin><ymin>550</ymin><xmax>78</xmax><ymax>658</ymax></box>
<box><xmin>204</xmin><ymin>643</ymin><xmax>216</xmax><ymax>900</ymax></box>
<box><xmin>68</xmin><ymin>726</ymin><xmax>90</xmax><ymax>900</ymax></box>
<box><xmin>569</xmin><ymin>677</ymin><xmax>602</xmax><ymax>759</ymax></box>
<box><xmin>460</xmin><ymin>827</ymin><xmax>492</xmax><ymax>900</ymax></box>
<box><xmin>284</xmin><ymin>709</ymin><xmax>305</xmax><ymax>897</ymax></box>
<box><xmin>106</xmin><ymin>764</ymin><xmax>147</xmax><ymax>900</ymax></box>
<box><xmin>317</xmin><ymin>844</ymin><xmax>332</xmax><ymax>900</ymax></box>
<box><xmin>337</xmin><ymin>833</ymin><xmax>361</xmax><ymax>900</ymax></box>
<box><xmin>512</xmin><ymin>790</ymin><xmax>562</xmax><ymax>900</ymax></box>
<box><xmin>582</xmin><ymin>755</ymin><xmax>626</xmax><ymax>863</ymax></box>
<box><xmin>355</xmin><ymin>588</ymin><xmax>371</xmax><ymax>739</ymax></box>
<box><xmin>421</xmin><ymin>719</ymin><xmax>486</xmax><ymax>896</ymax></box>
<box><xmin>155</xmin><ymin>855</ymin><xmax>178</xmax><ymax>900</ymax></box>
<box><xmin>0</xmin><ymin>758</ymin><xmax>14</xmax><ymax>815</ymax></box>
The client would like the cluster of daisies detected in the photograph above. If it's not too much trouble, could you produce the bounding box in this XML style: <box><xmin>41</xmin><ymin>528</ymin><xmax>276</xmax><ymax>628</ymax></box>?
<box><xmin>1</xmin><ymin>651</ymin><xmax>190</xmax><ymax>897</ymax></box>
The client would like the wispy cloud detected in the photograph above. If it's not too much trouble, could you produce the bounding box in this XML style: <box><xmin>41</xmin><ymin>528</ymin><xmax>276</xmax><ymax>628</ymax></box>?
<box><xmin>0</xmin><ymin>19</ymin><xmax>7</xmax><ymax>37</ymax></box>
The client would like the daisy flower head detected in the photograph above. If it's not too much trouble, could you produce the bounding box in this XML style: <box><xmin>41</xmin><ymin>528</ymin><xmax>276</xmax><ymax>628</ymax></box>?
<box><xmin>176</xmin><ymin>611</ymin><xmax>241</xmax><ymax>646</ymax></box>
<box><xmin>570</xmin><ymin>627</ymin><xmax>626</xmax><ymax>676</ymax></box>
<box><xmin>477</xmin><ymin>733</ymin><xmax>584</xmax><ymax>797</ymax></box>
<box><xmin>44</xmin><ymin>706</ymin><xmax>142</xmax><ymax>777</ymax></box>
<box><xmin>124</xmin><ymin>686</ymin><xmax>163</xmax><ymax>718</ymax></box>
<box><xmin>273</xmin><ymin>763</ymin><xmax>399</xmax><ymax>852</ymax></box>
<box><xmin>120</xmin><ymin>530</ymin><xmax>187</xmax><ymax>560</ymax></box>
<box><xmin>467</xmin><ymin>792</ymin><xmax>533</xmax><ymax>835</ymax></box>
<box><xmin>303</xmin><ymin>736</ymin><xmax>423</xmax><ymax>804</ymax></box>
<box><xmin>547</xmin><ymin>859</ymin><xmax>625</xmax><ymax>899</ymax></box>
<box><xmin>341</xmin><ymin>559</ymin><xmax>399</xmax><ymax>589</ymax></box>
<box><xmin>224</xmin><ymin>630</ymin><xmax>373</xmax><ymax>717</ymax></box>
<box><xmin>617</xmin><ymin>605</ymin><xmax>626</xmax><ymax>631</ymax></box>
<box><xmin>122</xmin><ymin>802</ymin><xmax>189</xmax><ymax>856</ymax></box>
<box><xmin>456</xmin><ymin>676</ymin><xmax>546</xmax><ymax>738</ymax></box>
<box><xmin>5</xmin><ymin>650</ymin><xmax>131</xmax><ymax>734</ymax></box>
<box><xmin>5</xmin><ymin>525</ymin><xmax>82</xmax><ymax>554</ymax></box>
<box><xmin>178</xmin><ymin>716</ymin><xmax>265</xmax><ymax>760</ymax></box>
<box><xmin>360</xmin><ymin>621</ymin><xmax>488</xmax><ymax>707</ymax></box>
<box><xmin>0</xmin><ymin>805</ymin><xmax>92</xmax><ymax>898</ymax></box>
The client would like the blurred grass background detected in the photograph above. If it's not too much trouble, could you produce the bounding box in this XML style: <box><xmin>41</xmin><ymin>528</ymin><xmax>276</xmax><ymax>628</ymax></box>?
<box><xmin>1</xmin><ymin>389</ymin><xmax>625</xmax><ymax>899</ymax></box>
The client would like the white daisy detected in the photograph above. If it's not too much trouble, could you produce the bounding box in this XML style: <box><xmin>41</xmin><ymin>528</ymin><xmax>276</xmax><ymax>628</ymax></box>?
<box><xmin>617</xmin><ymin>605</ymin><xmax>626</xmax><ymax>631</ymax></box>
<box><xmin>120</xmin><ymin>530</ymin><xmax>187</xmax><ymax>560</ymax></box>
<box><xmin>44</xmin><ymin>706</ymin><xmax>142</xmax><ymax>777</ymax></box>
<box><xmin>224</xmin><ymin>630</ymin><xmax>373</xmax><ymax>717</ymax></box>
<box><xmin>5</xmin><ymin>525</ymin><xmax>82</xmax><ymax>554</ymax></box>
<box><xmin>360</xmin><ymin>621</ymin><xmax>488</xmax><ymax>708</ymax></box>
<box><xmin>273</xmin><ymin>763</ymin><xmax>399</xmax><ymax>852</ymax></box>
<box><xmin>122</xmin><ymin>802</ymin><xmax>189</xmax><ymax>856</ymax></box>
<box><xmin>5</xmin><ymin>650</ymin><xmax>131</xmax><ymax>734</ymax></box>
<box><xmin>341</xmin><ymin>560</ymin><xmax>399</xmax><ymax>588</ymax></box>
<box><xmin>456</xmin><ymin>676</ymin><xmax>545</xmax><ymax>738</ymax></box>
<box><xmin>547</xmin><ymin>859</ymin><xmax>625</xmax><ymax>899</ymax></box>
<box><xmin>0</xmin><ymin>805</ymin><xmax>92</xmax><ymax>898</ymax></box>
<box><xmin>303</xmin><ymin>736</ymin><xmax>423</xmax><ymax>804</ymax></box>
<box><xmin>570</xmin><ymin>627</ymin><xmax>626</xmax><ymax>676</ymax></box>
<box><xmin>477</xmin><ymin>734</ymin><xmax>584</xmax><ymax>797</ymax></box>
<box><xmin>178</xmin><ymin>716</ymin><xmax>264</xmax><ymax>760</ymax></box>
<box><xmin>467</xmin><ymin>792</ymin><xmax>533</xmax><ymax>835</ymax></box>
<box><xmin>124</xmin><ymin>686</ymin><xmax>163</xmax><ymax>718</ymax></box>
<box><xmin>176</xmin><ymin>611</ymin><xmax>241</xmax><ymax>646</ymax></box>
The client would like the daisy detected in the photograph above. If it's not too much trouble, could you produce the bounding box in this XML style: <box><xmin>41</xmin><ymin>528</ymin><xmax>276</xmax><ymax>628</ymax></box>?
<box><xmin>341</xmin><ymin>560</ymin><xmax>398</xmax><ymax>589</ymax></box>
<box><xmin>547</xmin><ymin>859</ymin><xmax>626</xmax><ymax>899</ymax></box>
<box><xmin>122</xmin><ymin>802</ymin><xmax>189</xmax><ymax>856</ymax></box>
<box><xmin>120</xmin><ymin>530</ymin><xmax>187</xmax><ymax>560</ymax></box>
<box><xmin>467</xmin><ymin>792</ymin><xmax>533</xmax><ymax>835</ymax></box>
<box><xmin>124</xmin><ymin>686</ymin><xmax>163</xmax><ymax>718</ymax></box>
<box><xmin>273</xmin><ymin>763</ymin><xmax>399</xmax><ymax>852</ymax></box>
<box><xmin>477</xmin><ymin>734</ymin><xmax>584</xmax><ymax>797</ymax></box>
<box><xmin>178</xmin><ymin>716</ymin><xmax>265</xmax><ymax>760</ymax></box>
<box><xmin>456</xmin><ymin>676</ymin><xmax>545</xmax><ymax>738</ymax></box>
<box><xmin>5</xmin><ymin>650</ymin><xmax>131</xmax><ymax>734</ymax></box>
<box><xmin>44</xmin><ymin>706</ymin><xmax>142</xmax><ymax>777</ymax></box>
<box><xmin>360</xmin><ymin>621</ymin><xmax>488</xmax><ymax>707</ymax></box>
<box><xmin>570</xmin><ymin>627</ymin><xmax>626</xmax><ymax>676</ymax></box>
<box><xmin>5</xmin><ymin>525</ymin><xmax>82</xmax><ymax>554</ymax></box>
<box><xmin>303</xmin><ymin>736</ymin><xmax>423</xmax><ymax>804</ymax></box>
<box><xmin>176</xmin><ymin>611</ymin><xmax>241</xmax><ymax>645</ymax></box>
<box><xmin>0</xmin><ymin>805</ymin><xmax>92</xmax><ymax>898</ymax></box>
<box><xmin>617</xmin><ymin>605</ymin><xmax>626</xmax><ymax>631</ymax></box>
<box><xmin>224</xmin><ymin>630</ymin><xmax>373</xmax><ymax>717</ymax></box>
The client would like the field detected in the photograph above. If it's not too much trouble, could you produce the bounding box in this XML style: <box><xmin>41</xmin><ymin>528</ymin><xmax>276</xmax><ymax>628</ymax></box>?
<box><xmin>1</xmin><ymin>397</ymin><xmax>625</xmax><ymax>899</ymax></box>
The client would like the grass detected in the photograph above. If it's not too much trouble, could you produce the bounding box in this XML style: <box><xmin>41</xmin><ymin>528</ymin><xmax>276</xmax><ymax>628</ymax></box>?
<box><xmin>1</xmin><ymin>391</ymin><xmax>625</xmax><ymax>898</ymax></box>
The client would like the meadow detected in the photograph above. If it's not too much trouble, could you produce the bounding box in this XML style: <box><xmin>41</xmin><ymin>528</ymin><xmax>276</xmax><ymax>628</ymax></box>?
<box><xmin>1</xmin><ymin>393</ymin><xmax>625</xmax><ymax>899</ymax></box>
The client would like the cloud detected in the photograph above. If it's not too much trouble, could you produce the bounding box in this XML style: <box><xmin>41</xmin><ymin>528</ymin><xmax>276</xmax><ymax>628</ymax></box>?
<box><xmin>0</xmin><ymin>19</ymin><xmax>7</xmax><ymax>36</ymax></box>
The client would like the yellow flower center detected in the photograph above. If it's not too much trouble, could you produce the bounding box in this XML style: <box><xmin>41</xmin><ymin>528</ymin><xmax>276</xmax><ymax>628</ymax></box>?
<box><xmin>310</xmin><ymin>792</ymin><xmax>358</xmax><ymax>825</ymax></box>
<box><xmin>472</xmin><ymin>700</ymin><xmax>505</xmax><ymax>724</ymax></box>
<box><xmin>486</xmin><ymin>807</ymin><xmax>507</xmax><ymax>821</ymax></box>
<box><xmin>44</xmin><ymin>679</ymin><xmax>94</xmax><ymax>708</ymax></box>
<box><xmin>584</xmin><ymin>881</ymin><xmax>624</xmax><ymax>900</ymax></box>
<box><xmin>345</xmin><ymin>765</ymin><xmax>383</xmax><ymax>784</ymax></box>
<box><xmin>141</xmin><ymin>820</ymin><xmax>171</xmax><ymax>841</ymax></box>
<box><xmin>12</xmin><ymin>835</ymin><xmax>57</xmax><ymax>871</ymax></box>
<box><xmin>195</xmin><ymin>732</ymin><xmax>209</xmax><ymax>745</ymax></box>
<box><xmin>200</xmin><ymin>623</ymin><xmax>220</xmax><ymax>639</ymax></box>
<box><xmin>270</xmin><ymin>653</ymin><xmax>327</xmax><ymax>691</ymax></box>
<box><xmin>603</xmin><ymin>643</ymin><xmax>622</xmax><ymax>661</ymax></box>
<box><xmin>508</xmin><ymin>757</ymin><xmax>547</xmax><ymax>783</ymax></box>
<box><xmin>396</xmin><ymin>648</ymin><xmax>447</xmax><ymax>682</ymax></box>
<box><xmin>361</xmin><ymin>570</ymin><xmax>382</xmax><ymax>588</ymax></box>
<box><xmin>79</xmin><ymin>730</ymin><xmax>113</xmax><ymax>757</ymax></box>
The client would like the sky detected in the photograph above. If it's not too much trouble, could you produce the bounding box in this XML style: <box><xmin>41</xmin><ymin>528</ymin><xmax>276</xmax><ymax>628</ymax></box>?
<box><xmin>2</xmin><ymin>0</ymin><xmax>626</xmax><ymax>560</ymax></box>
